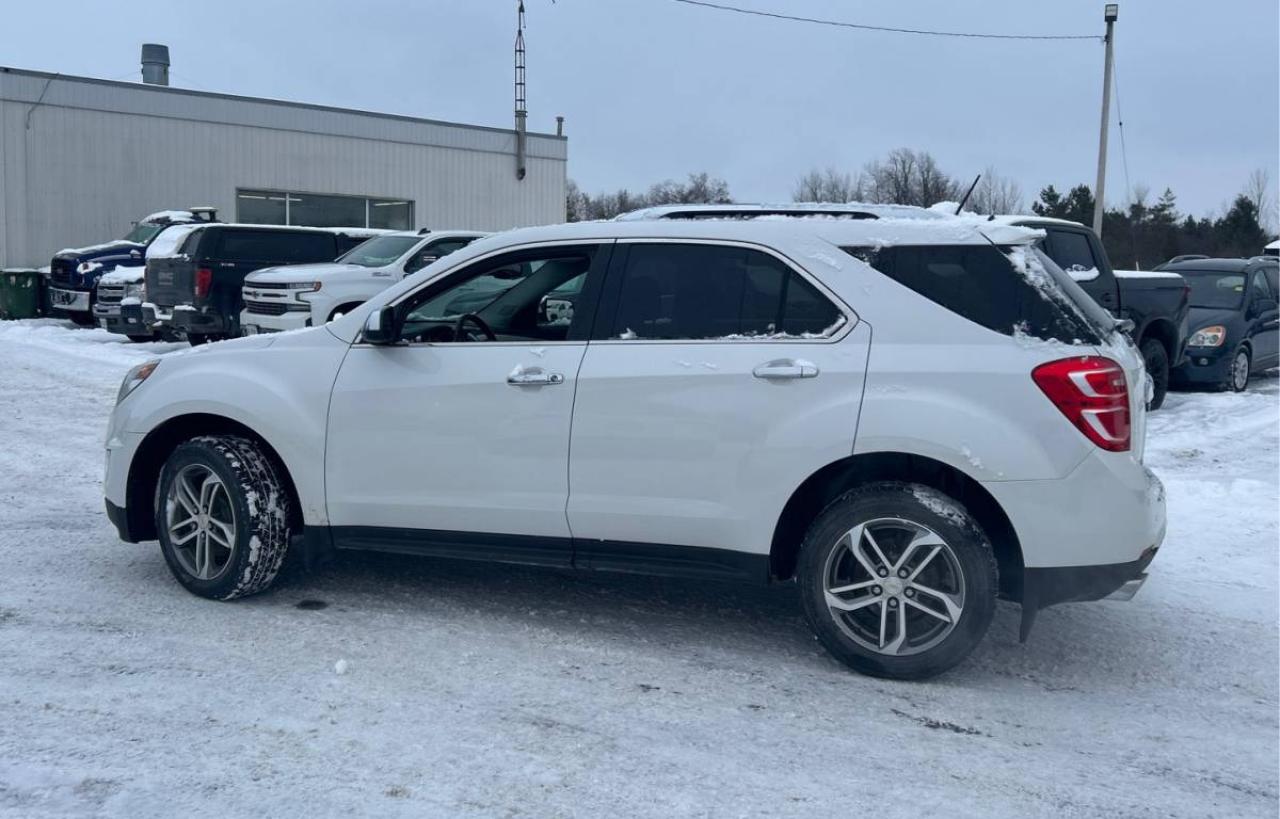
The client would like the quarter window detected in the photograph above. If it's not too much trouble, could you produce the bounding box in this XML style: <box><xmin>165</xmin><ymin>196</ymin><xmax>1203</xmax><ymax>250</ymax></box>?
<box><xmin>608</xmin><ymin>244</ymin><xmax>843</xmax><ymax>340</ymax></box>
<box><xmin>215</xmin><ymin>230</ymin><xmax>337</xmax><ymax>263</ymax></box>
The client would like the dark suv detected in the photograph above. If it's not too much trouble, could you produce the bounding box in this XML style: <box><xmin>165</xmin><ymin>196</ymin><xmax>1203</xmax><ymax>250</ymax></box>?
<box><xmin>145</xmin><ymin>225</ymin><xmax>347</xmax><ymax>344</ymax></box>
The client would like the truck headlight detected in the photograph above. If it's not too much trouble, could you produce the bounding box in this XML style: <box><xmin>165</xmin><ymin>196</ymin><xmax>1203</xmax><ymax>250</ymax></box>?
<box><xmin>1188</xmin><ymin>325</ymin><xmax>1226</xmax><ymax>348</ymax></box>
<box><xmin>117</xmin><ymin>360</ymin><xmax>160</xmax><ymax>404</ymax></box>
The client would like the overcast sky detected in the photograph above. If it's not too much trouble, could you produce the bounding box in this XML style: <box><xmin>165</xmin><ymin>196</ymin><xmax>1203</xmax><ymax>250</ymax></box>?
<box><xmin>3</xmin><ymin>0</ymin><xmax>1276</xmax><ymax>220</ymax></box>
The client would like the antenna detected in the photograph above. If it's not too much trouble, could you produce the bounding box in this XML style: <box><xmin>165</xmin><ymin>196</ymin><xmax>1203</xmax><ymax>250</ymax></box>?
<box><xmin>955</xmin><ymin>174</ymin><xmax>982</xmax><ymax>214</ymax></box>
<box><xmin>514</xmin><ymin>1</ymin><xmax>528</xmax><ymax>180</ymax></box>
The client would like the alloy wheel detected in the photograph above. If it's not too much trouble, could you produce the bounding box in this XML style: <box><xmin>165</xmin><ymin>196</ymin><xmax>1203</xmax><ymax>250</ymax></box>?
<box><xmin>822</xmin><ymin>518</ymin><xmax>966</xmax><ymax>656</ymax></box>
<box><xmin>165</xmin><ymin>464</ymin><xmax>237</xmax><ymax>581</ymax></box>
<box><xmin>1232</xmin><ymin>351</ymin><xmax>1249</xmax><ymax>391</ymax></box>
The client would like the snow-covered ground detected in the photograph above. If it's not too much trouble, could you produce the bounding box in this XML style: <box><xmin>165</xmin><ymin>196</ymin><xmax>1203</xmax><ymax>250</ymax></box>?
<box><xmin>1</xmin><ymin>319</ymin><xmax>1276</xmax><ymax>818</ymax></box>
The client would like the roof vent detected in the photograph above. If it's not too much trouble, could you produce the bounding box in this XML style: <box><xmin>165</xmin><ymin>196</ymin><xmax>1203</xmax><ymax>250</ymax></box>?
<box><xmin>141</xmin><ymin>44</ymin><xmax>170</xmax><ymax>86</ymax></box>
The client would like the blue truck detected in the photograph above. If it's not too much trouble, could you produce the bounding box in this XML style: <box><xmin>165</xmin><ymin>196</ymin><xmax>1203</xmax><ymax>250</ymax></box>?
<box><xmin>47</xmin><ymin>208</ymin><xmax>218</xmax><ymax>329</ymax></box>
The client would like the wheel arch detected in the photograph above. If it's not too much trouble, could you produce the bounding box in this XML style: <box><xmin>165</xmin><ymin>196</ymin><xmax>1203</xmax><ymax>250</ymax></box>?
<box><xmin>124</xmin><ymin>413</ymin><xmax>304</xmax><ymax>541</ymax></box>
<box><xmin>769</xmin><ymin>451</ymin><xmax>1024</xmax><ymax>599</ymax></box>
<box><xmin>1137</xmin><ymin>317</ymin><xmax>1179</xmax><ymax>359</ymax></box>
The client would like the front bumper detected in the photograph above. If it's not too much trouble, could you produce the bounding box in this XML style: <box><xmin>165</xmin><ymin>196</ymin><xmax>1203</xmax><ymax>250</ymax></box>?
<box><xmin>93</xmin><ymin>302</ymin><xmax>149</xmax><ymax>336</ymax></box>
<box><xmin>1172</xmin><ymin>346</ymin><xmax>1231</xmax><ymax>386</ymax></box>
<box><xmin>239</xmin><ymin>308</ymin><xmax>312</xmax><ymax>334</ymax></box>
<box><xmin>48</xmin><ymin>287</ymin><xmax>91</xmax><ymax>314</ymax></box>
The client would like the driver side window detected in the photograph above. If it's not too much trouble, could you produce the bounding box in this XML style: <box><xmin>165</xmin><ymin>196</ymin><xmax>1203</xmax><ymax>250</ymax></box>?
<box><xmin>398</xmin><ymin>246</ymin><xmax>597</xmax><ymax>344</ymax></box>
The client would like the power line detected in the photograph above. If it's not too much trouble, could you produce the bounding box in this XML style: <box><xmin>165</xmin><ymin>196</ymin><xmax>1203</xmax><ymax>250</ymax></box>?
<box><xmin>671</xmin><ymin>0</ymin><xmax>1101</xmax><ymax>41</ymax></box>
<box><xmin>1112</xmin><ymin>52</ymin><xmax>1134</xmax><ymax>207</ymax></box>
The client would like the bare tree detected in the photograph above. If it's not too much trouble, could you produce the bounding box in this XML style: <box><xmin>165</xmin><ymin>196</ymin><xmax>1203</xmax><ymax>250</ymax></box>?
<box><xmin>792</xmin><ymin>167</ymin><xmax>863</xmax><ymax>203</ymax></box>
<box><xmin>567</xmin><ymin>172</ymin><xmax>732</xmax><ymax>221</ymax></box>
<box><xmin>860</xmin><ymin>148</ymin><xmax>961</xmax><ymax>207</ymax></box>
<box><xmin>967</xmin><ymin>167</ymin><xmax>1024</xmax><ymax>214</ymax></box>
<box><xmin>1244</xmin><ymin>168</ymin><xmax>1276</xmax><ymax>232</ymax></box>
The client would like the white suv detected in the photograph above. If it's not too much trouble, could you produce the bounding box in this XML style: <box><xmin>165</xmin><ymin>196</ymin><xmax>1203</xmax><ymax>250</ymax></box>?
<box><xmin>104</xmin><ymin>214</ymin><xmax>1165</xmax><ymax>679</ymax></box>
<box><xmin>239</xmin><ymin>230</ymin><xmax>485</xmax><ymax>333</ymax></box>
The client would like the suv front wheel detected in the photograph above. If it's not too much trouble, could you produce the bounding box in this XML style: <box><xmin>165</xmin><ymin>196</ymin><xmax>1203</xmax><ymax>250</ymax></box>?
<box><xmin>797</xmin><ymin>482</ymin><xmax>997</xmax><ymax>680</ymax></box>
<box><xmin>155</xmin><ymin>435</ymin><xmax>294</xmax><ymax>600</ymax></box>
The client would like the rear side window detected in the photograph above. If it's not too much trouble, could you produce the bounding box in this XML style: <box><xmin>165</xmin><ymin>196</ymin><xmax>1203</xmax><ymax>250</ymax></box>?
<box><xmin>1044</xmin><ymin>229</ymin><xmax>1099</xmax><ymax>280</ymax></box>
<box><xmin>215</xmin><ymin>230</ymin><xmax>337</xmax><ymax>263</ymax></box>
<box><xmin>609</xmin><ymin>243</ymin><xmax>843</xmax><ymax>340</ymax></box>
<box><xmin>844</xmin><ymin>244</ymin><xmax>1105</xmax><ymax>345</ymax></box>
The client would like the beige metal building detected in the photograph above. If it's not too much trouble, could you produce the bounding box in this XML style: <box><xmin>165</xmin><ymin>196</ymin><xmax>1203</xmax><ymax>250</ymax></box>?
<box><xmin>0</xmin><ymin>66</ymin><xmax>567</xmax><ymax>267</ymax></box>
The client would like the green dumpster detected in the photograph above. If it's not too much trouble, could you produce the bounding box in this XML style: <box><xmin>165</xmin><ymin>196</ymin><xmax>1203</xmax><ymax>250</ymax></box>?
<box><xmin>0</xmin><ymin>269</ymin><xmax>43</xmax><ymax>320</ymax></box>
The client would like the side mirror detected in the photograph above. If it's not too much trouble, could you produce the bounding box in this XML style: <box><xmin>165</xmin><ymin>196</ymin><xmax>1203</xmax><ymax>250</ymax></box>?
<box><xmin>129</xmin><ymin>249</ymin><xmax>142</xmax><ymax>259</ymax></box>
<box><xmin>362</xmin><ymin>305</ymin><xmax>399</xmax><ymax>345</ymax></box>
<box><xmin>1115</xmin><ymin>318</ymin><xmax>1135</xmax><ymax>335</ymax></box>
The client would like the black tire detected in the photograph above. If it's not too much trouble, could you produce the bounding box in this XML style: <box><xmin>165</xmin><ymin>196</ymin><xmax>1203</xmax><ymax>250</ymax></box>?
<box><xmin>155</xmin><ymin>435</ymin><xmax>294</xmax><ymax>600</ymax></box>
<box><xmin>68</xmin><ymin>311</ymin><xmax>96</xmax><ymax>327</ymax></box>
<box><xmin>1139</xmin><ymin>338</ymin><xmax>1169</xmax><ymax>411</ymax></box>
<box><xmin>1228</xmin><ymin>346</ymin><xmax>1251</xmax><ymax>392</ymax></box>
<box><xmin>126</xmin><ymin>334</ymin><xmax>157</xmax><ymax>343</ymax></box>
<box><xmin>797</xmin><ymin>482</ymin><xmax>997</xmax><ymax>680</ymax></box>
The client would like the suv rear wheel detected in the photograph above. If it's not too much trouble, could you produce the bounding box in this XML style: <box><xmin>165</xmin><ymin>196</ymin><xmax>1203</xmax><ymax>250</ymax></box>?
<box><xmin>797</xmin><ymin>482</ymin><xmax>997</xmax><ymax>680</ymax></box>
<box><xmin>155</xmin><ymin>435</ymin><xmax>293</xmax><ymax>600</ymax></box>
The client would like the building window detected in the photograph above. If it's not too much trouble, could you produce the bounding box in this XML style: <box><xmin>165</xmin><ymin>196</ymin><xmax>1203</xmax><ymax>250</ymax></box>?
<box><xmin>236</xmin><ymin>189</ymin><xmax>414</xmax><ymax>230</ymax></box>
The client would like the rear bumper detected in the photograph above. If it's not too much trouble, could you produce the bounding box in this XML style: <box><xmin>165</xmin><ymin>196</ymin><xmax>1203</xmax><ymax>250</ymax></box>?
<box><xmin>169</xmin><ymin>306</ymin><xmax>233</xmax><ymax>335</ymax></box>
<box><xmin>1023</xmin><ymin>546</ymin><xmax>1157</xmax><ymax>610</ymax></box>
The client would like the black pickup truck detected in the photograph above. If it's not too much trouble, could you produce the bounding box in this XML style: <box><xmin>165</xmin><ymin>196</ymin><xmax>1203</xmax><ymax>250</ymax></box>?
<box><xmin>1007</xmin><ymin>217</ymin><xmax>1190</xmax><ymax>409</ymax></box>
<box><xmin>144</xmin><ymin>224</ymin><xmax>350</xmax><ymax>344</ymax></box>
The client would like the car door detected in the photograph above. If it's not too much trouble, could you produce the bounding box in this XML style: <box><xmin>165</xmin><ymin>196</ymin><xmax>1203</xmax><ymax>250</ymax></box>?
<box><xmin>1246</xmin><ymin>268</ymin><xmax>1279</xmax><ymax>367</ymax></box>
<box><xmin>567</xmin><ymin>240</ymin><xmax>870</xmax><ymax>578</ymax></box>
<box><xmin>324</xmin><ymin>242</ymin><xmax>611</xmax><ymax>565</ymax></box>
<box><xmin>1041</xmin><ymin>226</ymin><xmax>1120</xmax><ymax>315</ymax></box>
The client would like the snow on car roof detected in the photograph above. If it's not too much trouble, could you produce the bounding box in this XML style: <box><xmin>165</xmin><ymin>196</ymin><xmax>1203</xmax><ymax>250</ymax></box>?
<box><xmin>481</xmin><ymin>213</ymin><xmax>1041</xmax><ymax>249</ymax></box>
<box><xmin>616</xmin><ymin>202</ymin><xmax>948</xmax><ymax>222</ymax></box>
<box><xmin>1114</xmin><ymin>269</ymin><xmax>1185</xmax><ymax>280</ymax></box>
<box><xmin>140</xmin><ymin>210</ymin><xmax>197</xmax><ymax>224</ymax></box>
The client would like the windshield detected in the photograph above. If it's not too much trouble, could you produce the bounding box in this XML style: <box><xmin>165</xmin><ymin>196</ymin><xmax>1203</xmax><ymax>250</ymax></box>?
<box><xmin>336</xmin><ymin>235</ymin><xmax>421</xmax><ymax>267</ymax></box>
<box><xmin>123</xmin><ymin>223</ymin><xmax>167</xmax><ymax>244</ymax></box>
<box><xmin>1182</xmin><ymin>271</ymin><xmax>1246</xmax><ymax>310</ymax></box>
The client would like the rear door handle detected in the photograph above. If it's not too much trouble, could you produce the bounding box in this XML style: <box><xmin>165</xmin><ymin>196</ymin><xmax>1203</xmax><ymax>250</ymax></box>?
<box><xmin>507</xmin><ymin>365</ymin><xmax>565</xmax><ymax>386</ymax></box>
<box><xmin>753</xmin><ymin>358</ymin><xmax>819</xmax><ymax>379</ymax></box>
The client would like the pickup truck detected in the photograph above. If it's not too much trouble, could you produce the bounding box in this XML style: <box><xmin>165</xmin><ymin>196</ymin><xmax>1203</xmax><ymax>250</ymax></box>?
<box><xmin>48</xmin><ymin>208</ymin><xmax>218</xmax><ymax>325</ymax></box>
<box><xmin>144</xmin><ymin>224</ymin><xmax>359</xmax><ymax>344</ymax></box>
<box><xmin>1004</xmin><ymin>216</ymin><xmax>1190</xmax><ymax>410</ymax></box>
<box><xmin>239</xmin><ymin>230</ymin><xmax>485</xmax><ymax>334</ymax></box>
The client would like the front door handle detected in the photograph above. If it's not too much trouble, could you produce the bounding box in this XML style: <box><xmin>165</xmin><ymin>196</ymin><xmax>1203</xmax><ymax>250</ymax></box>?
<box><xmin>752</xmin><ymin>358</ymin><xmax>819</xmax><ymax>380</ymax></box>
<box><xmin>507</xmin><ymin>365</ymin><xmax>565</xmax><ymax>386</ymax></box>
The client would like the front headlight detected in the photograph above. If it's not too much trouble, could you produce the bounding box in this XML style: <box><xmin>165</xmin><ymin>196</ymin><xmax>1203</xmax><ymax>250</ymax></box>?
<box><xmin>126</xmin><ymin>282</ymin><xmax>146</xmax><ymax>299</ymax></box>
<box><xmin>117</xmin><ymin>360</ymin><xmax>160</xmax><ymax>404</ymax></box>
<box><xmin>289</xmin><ymin>281</ymin><xmax>323</xmax><ymax>302</ymax></box>
<box><xmin>1188</xmin><ymin>325</ymin><xmax>1226</xmax><ymax>347</ymax></box>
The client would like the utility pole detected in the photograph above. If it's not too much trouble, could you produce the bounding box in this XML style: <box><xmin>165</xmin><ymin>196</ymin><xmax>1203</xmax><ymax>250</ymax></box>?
<box><xmin>514</xmin><ymin>0</ymin><xmax>528</xmax><ymax>181</ymax></box>
<box><xmin>1092</xmin><ymin>4</ymin><xmax>1118</xmax><ymax>236</ymax></box>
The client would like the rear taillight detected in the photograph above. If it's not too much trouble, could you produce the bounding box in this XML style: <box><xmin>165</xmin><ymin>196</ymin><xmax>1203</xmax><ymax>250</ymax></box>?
<box><xmin>1032</xmin><ymin>356</ymin><xmax>1131</xmax><ymax>452</ymax></box>
<box><xmin>194</xmin><ymin>268</ymin><xmax>213</xmax><ymax>299</ymax></box>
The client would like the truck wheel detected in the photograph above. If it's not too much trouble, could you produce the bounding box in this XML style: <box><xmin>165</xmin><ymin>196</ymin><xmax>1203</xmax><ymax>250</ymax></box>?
<box><xmin>126</xmin><ymin>334</ymin><xmax>157</xmax><ymax>343</ymax></box>
<box><xmin>1139</xmin><ymin>338</ymin><xmax>1169</xmax><ymax>411</ymax></box>
<box><xmin>68</xmin><ymin>312</ymin><xmax>96</xmax><ymax>327</ymax></box>
<box><xmin>187</xmin><ymin>333</ymin><xmax>210</xmax><ymax>346</ymax></box>
<box><xmin>797</xmin><ymin>482</ymin><xmax>997</xmax><ymax>680</ymax></box>
<box><xmin>155</xmin><ymin>435</ymin><xmax>294</xmax><ymax>600</ymax></box>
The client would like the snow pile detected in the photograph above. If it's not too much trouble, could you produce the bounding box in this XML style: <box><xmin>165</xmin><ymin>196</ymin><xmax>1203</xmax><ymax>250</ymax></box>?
<box><xmin>146</xmin><ymin>225</ymin><xmax>204</xmax><ymax>259</ymax></box>
<box><xmin>98</xmin><ymin>266</ymin><xmax>146</xmax><ymax>286</ymax></box>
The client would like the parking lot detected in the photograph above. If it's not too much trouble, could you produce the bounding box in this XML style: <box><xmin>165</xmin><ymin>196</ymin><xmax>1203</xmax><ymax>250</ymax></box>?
<box><xmin>0</xmin><ymin>318</ymin><xmax>1275</xmax><ymax>818</ymax></box>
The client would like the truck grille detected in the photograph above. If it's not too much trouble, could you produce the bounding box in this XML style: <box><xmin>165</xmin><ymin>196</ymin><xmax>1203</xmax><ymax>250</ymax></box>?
<box><xmin>245</xmin><ymin>300</ymin><xmax>291</xmax><ymax>316</ymax></box>
<box><xmin>98</xmin><ymin>283</ymin><xmax>126</xmax><ymax>305</ymax></box>
<box><xmin>50</xmin><ymin>258</ymin><xmax>77</xmax><ymax>287</ymax></box>
<box><xmin>245</xmin><ymin>281</ymin><xmax>292</xmax><ymax>290</ymax></box>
